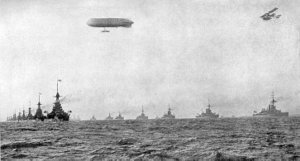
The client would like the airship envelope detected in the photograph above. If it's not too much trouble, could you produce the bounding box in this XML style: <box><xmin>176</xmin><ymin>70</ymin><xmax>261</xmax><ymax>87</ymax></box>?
<box><xmin>87</xmin><ymin>18</ymin><xmax>134</xmax><ymax>28</ymax></box>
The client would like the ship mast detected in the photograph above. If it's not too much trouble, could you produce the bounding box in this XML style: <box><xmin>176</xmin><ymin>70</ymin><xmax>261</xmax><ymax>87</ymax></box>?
<box><xmin>271</xmin><ymin>91</ymin><xmax>276</xmax><ymax>105</ymax></box>
<box><xmin>168</xmin><ymin>104</ymin><xmax>172</xmax><ymax>115</ymax></box>
<box><xmin>57</xmin><ymin>79</ymin><xmax>58</xmax><ymax>93</ymax></box>
<box><xmin>56</xmin><ymin>79</ymin><xmax>61</xmax><ymax>101</ymax></box>
<box><xmin>38</xmin><ymin>93</ymin><xmax>42</xmax><ymax>108</ymax></box>
<box><xmin>22</xmin><ymin>105</ymin><xmax>26</xmax><ymax>120</ymax></box>
<box><xmin>207</xmin><ymin>99</ymin><xmax>211</xmax><ymax>109</ymax></box>
<box><xmin>268</xmin><ymin>91</ymin><xmax>277</xmax><ymax>111</ymax></box>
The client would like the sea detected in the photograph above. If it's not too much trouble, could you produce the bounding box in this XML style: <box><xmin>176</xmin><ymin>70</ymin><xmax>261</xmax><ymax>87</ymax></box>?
<box><xmin>1</xmin><ymin>117</ymin><xmax>300</xmax><ymax>160</ymax></box>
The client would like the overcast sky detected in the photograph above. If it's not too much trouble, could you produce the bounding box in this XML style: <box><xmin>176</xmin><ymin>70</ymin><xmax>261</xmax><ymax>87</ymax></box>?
<box><xmin>1</xmin><ymin>0</ymin><xmax>300</xmax><ymax>121</ymax></box>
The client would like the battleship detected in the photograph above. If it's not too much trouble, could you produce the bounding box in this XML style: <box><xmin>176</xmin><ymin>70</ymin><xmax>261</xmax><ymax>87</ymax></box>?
<box><xmin>253</xmin><ymin>92</ymin><xmax>289</xmax><ymax>117</ymax></box>
<box><xmin>196</xmin><ymin>103</ymin><xmax>219</xmax><ymax>119</ymax></box>
<box><xmin>7</xmin><ymin>109</ymin><xmax>31</xmax><ymax>122</ymax></box>
<box><xmin>7</xmin><ymin>111</ymin><xmax>17</xmax><ymax>121</ymax></box>
<box><xmin>34</xmin><ymin>93</ymin><xmax>46</xmax><ymax>121</ymax></box>
<box><xmin>7</xmin><ymin>80</ymin><xmax>71</xmax><ymax>121</ymax></box>
<box><xmin>136</xmin><ymin>107</ymin><xmax>148</xmax><ymax>120</ymax></box>
<box><xmin>27</xmin><ymin>105</ymin><xmax>34</xmax><ymax>120</ymax></box>
<box><xmin>105</xmin><ymin>113</ymin><xmax>114</xmax><ymax>120</ymax></box>
<box><xmin>22</xmin><ymin>108</ymin><xmax>26</xmax><ymax>120</ymax></box>
<box><xmin>115</xmin><ymin>113</ymin><xmax>124</xmax><ymax>120</ymax></box>
<box><xmin>90</xmin><ymin>115</ymin><xmax>96</xmax><ymax>121</ymax></box>
<box><xmin>46</xmin><ymin>80</ymin><xmax>71</xmax><ymax>121</ymax></box>
<box><xmin>161</xmin><ymin>107</ymin><xmax>175</xmax><ymax>119</ymax></box>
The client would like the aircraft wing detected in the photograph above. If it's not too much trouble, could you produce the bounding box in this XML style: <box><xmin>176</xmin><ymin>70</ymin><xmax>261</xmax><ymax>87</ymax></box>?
<box><xmin>260</xmin><ymin>13</ymin><xmax>268</xmax><ymax>18</ymax></box>
<box><xmin>268</xmin><ymin>7</ymin><xmax>278</xmax><ymax>13</ymax></box>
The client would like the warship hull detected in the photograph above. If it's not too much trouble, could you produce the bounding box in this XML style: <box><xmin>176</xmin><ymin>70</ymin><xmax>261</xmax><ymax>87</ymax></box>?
<box><xmin>115</xmin><ymin>116</ymin><xmax>124</xmax><ymax>120</ymax></box>
<box><xmin>196</xmin><ymin>115</ymin><xmax>219</xmax><ymax>119</ymax></box>
<box><xmin>136</xmin><ymin>116</ymin><xmax>148</xmax><ymax>120</ymax></box>
<box><xmin>253</xmin><ymin>112</ymin><xmax>288</xmax><ymax>117</ymax></box>
<box><xmin>161</xmin><ymin>116</ymin><xmax>175</xmax><ymax>119</ymax></box>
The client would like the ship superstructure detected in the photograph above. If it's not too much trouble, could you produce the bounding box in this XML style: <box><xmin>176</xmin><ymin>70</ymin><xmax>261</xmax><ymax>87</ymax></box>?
<box><xmin>34</xmin><ymin>93</ymin><xmax>45</xmax><ymax>121</ymax></box>
<box><xmin>161</xmin><ymin>106</ymin><xmax>175</xmax><ymax>119</ymax></box>
<box><xmin>17</xmin><ymin>111</ymin><xmax>22</xmax><ymax>121</ymax></box>
<box><xmin>7</xmin><ymin>80</ymin><xmax>71</xmax><ymax>122</ymax></box>
<box><xmin>90</xmin><ymin>115</ymin><xmax>96</xmax><ymax>121</ymax></box>
<box><xmin>7</xmin><ymin>99</ymin><xmax>41</xmax><ymax>121</ymax></box>
<box><xmin>22</xmin><ymin>108</ymin><xmax>26</xmax><ymax>120</ymax></box>
<box><xmin>136</xmin><ymin>107</ymin><xmax>148</xmax><ymax>120</ymax></box>
<box><xmin>105</xmin><ymin>113</ymin><xmax>114</xmax><ymax>120</ymax></box>
<box><xmin>13</xmin><ymin>112</ymin><xmax>17</xmax><ymax>121</ymax></box>
<box><xmin>7</xmin><ymin>111</ymin><xmax>17</xmax><ymax>121</ymax></box>
<box><xmin>253</xmin><ymin>92</ymin><xmax>288</xmax><ymax>117</ymax></box>
<box><xmin>115</xmin><ymin>112</ymin><xmax>124</xmax><ymax>120</ymax></box>
<box><xmin>47</xmin><ymin>80</ymin><xmax>71</xmax><ymax>121</ymax></box>
<box><xmin>27</xmin><ymin>102</ymin><xmax>34</xmax><ymax>120</ymax></box>
<box><xmin>196</xmin><ymin>101</ymin><xmax>219</xmax><ymax>119</ymax></box>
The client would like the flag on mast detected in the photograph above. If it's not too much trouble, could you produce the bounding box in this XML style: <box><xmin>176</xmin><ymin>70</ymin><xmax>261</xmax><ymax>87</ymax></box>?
<box><xmin>58</xmin><ymin>79</ymin><xmax>62</xmax><ymax>82</ymax></box>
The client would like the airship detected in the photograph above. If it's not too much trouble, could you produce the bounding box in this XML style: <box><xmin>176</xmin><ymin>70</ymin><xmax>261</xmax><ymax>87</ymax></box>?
<box><xmin>87</xmin><ymin>18</ymin><xmax>134</xmax><ymax>32</ymax></box>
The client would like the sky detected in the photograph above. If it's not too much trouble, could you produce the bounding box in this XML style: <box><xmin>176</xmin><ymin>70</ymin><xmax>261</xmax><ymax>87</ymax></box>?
<box><xmin>0</xmin><ymin>0</ymin><xmax>300</xmax><ymax>121</ymax></box>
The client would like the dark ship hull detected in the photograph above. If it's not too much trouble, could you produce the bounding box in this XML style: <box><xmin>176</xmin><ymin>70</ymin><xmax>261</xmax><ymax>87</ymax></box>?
<box><xmin>253</xmin><ymin>112</ymin><xmax>288</xmax><ymax>117</ymax></box>
<box><xmin>161</xmin><ymin>115</ymin><xmax>175</xmax><ymax>119</ymax></box>
<box><xmin>136</xmin><ymin>116</ymin><xmax>148</xmax><ymax>120</ymax></box>
<box><xmin>196</xmin><ymin>114</ymin><xmax>219</xmax><ymax>119</ymax></box>
<box><xmin>47</xmin><ymin>112</ymin><xmax>70</xmax><ymax>121</ymax></box>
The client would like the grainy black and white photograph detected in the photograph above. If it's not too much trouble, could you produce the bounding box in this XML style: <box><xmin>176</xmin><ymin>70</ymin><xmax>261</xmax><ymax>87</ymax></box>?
<box><xmin>0</xmin><ymin>0</ymin><xmax>300</xmax><ymax>160</ymax></box>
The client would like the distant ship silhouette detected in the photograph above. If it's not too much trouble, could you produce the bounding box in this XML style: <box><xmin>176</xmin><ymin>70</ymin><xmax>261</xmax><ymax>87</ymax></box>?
<box><xmin>196</xmin><ymin>103</ymin><xmax>219</xmax><ymax>119</ymax></box>
<box><xmin>115</xmin><ymin>113</ymin><xmax>124</xmax><ymax>120</ymax></box>
<box><xmin>253</xmin><ymin>92</ymin><xmax>288</xmax><ymax>117</ymax></box>
<box><xmin>105</xmin><ymin>113</ymin><xmax>114</xmax><ymax>120</ymax></box>
<box><xmin>161</xmin><ymin>107</ymin><xmax>175</xmax><ymax>119</ymax></box>
<box><xmin>136</xmin><ymin>107</ymin><xmax>148</xmax><ymax>120</ymax></box>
